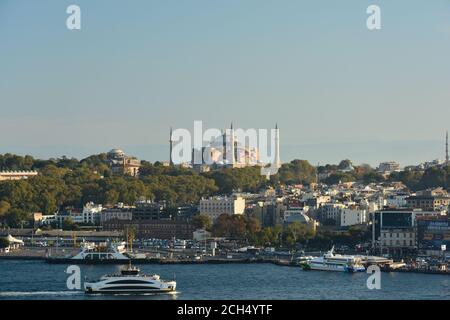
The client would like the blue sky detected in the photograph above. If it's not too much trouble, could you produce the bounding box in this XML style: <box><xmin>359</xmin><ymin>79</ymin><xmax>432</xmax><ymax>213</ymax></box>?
<box><xmin>1</xmin><ymin>0</ymin><xmax>450</xmax><ymax>167</ymax></box>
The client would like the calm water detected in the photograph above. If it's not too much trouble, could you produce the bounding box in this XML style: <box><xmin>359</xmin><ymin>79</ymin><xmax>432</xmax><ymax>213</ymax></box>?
<box><xmin>0</xmin><ymin>260</ymin><xmax>448</xmax><ymax>300</ymax></box>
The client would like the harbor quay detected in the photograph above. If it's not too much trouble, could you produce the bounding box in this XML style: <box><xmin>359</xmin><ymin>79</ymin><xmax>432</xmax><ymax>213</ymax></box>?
<box><xmin>1</xmin><ymin>241</ymin><xmax>448</xmax><ymax>275</ymax></box>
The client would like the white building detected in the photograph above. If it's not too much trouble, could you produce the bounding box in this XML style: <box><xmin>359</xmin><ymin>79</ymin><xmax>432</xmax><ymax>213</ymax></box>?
<box><xmin>199</xmin><ymin>196</ymin><xmax>246</xmax><ymax>221</ymax></box>
<box><xmin>340</xmin><ymin>208</ymin><xmax>367</xmax><ymax>227</ymax></box>
<box><xmin>82</xmin><ymin>202</ymin><xmax>103</xmax><ymax>224</ymax></box>
<box><xmin>385</xmin><ymin>194</ymin><xmax>408</xmax><ymax>208</ymax></box>
<box><xmin>377</xmin><ymin>161</ymin><xmax>401</xmax><ymax>174</ymax></box>
<box><xmin>193</xmin><ymin>229</ymin><xmax>211</xmax><ymax>241</ymax></box>
<box><xmin>40</xmin><ymin>215</ymin><xmax>57</xmax><ymax>226</ymax></box>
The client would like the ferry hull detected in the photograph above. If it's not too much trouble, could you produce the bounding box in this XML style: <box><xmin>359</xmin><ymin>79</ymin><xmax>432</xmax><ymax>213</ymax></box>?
<box><xmin>308</xmin><ymin>264</ymin><xmax>365</xmax><ymax>272</ymax></box>
<box><xmin>84</xmin><ymin>280</ymin><xmax>177</xmax><ymax>294</ymax></box>
<box><xmin>307</xmin><ymin>262</ymin><xmax>366</xmax><ymax>273</ymax></box>
<box><xmin>46</xmin><ymin>258</ymin><xmax>131</xmax><ymax>264</ymax></box>
<box><xmin>85</xmin><ymin>287</ymin><xmax>176</xmax><ymax>294</ymax></box>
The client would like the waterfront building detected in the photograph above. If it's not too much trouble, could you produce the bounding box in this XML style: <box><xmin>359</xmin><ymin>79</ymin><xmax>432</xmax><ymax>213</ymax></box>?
<box><xmin>102</xmin><ymin>219</ymin><xmax>196</xmax><ymax>240</ymax></box>
<box><xmin>0</xmin><ymin>170</ymin><xmax>38</xmax><ymax>181</ymax></box>
<box><xmin>417</xmin><ymin>216</ymin><xmax>450</xmax><ymax>257</ymax></box>
<box><xmin>199</xmin><ymin>195</ymin><xmax>246</xmax><ymax>222</ymax></box>
<box><xmin>193</xmin><ymin>229</ymin><xmax>211</xmax><ymax>241</ymax></box>
<box><xmin>379</xmin><ymin>228</ymin><xmax>416</xmax><ymax>250</ymax></box>
<box><xmin>54</xmin><ymin>209</ymin><xmax>84</xmax><ymax>226</ymax></box>
<box><xmin>372</xmin><ymin>208</ymin><xmax>443</xmax><ymax>256</ymax></box>
<box><xmin>101</xmin><ymin>204</ymin><xmax>133</xmax><ymax>223</ymax></box>
<box><xmin>132</xmin><ymin>200</ymin><xmax>164</xmax><ymax>221</ymax></box>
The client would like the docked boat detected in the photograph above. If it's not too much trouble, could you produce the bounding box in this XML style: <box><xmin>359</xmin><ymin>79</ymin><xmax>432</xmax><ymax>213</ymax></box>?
<box><xmin>303</xmin><ymin>247</ymin><xmax>365</xmax><ymax>272</ymax></box>
<box><xmin>84</xmin><ymin>263</ymin><xmax>176</xmax><ymax>294</ymax></box>
<box><xmin>71</xmin><ymin>241</ymin><xmax>129</xmax><ymax>261</ymax></box>
<box><xmin>46</xmin><ymin>241</ymin><xmax>130</xmax><ymax>264</ymax></box>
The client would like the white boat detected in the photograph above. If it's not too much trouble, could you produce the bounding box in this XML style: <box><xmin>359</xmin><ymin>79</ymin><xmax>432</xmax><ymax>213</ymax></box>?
<box><xmin>71</xmin><ymin>241</ymin><xmax>129</xmax><ymax>261</ymax></box>
<box><xmin>172</xmin><ymin>240</ymin><xmax>187</xmax><ymax>251</ymax></box>
<box><xmin>305</xmin><ymin>247</ymin><xmax>365</xmax><ymax>273</ymax></box>
<box><xmin>84</xmin><ymin>263</ymin><xmax>177</xmax><ymax>294</ymax></box>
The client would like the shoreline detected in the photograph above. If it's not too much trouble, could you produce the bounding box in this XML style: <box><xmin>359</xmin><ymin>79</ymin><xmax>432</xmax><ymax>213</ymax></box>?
<box><xmin>1</xmin><ymin>255</ymin><xmax>449</xmax><ymax>275</ymax></box>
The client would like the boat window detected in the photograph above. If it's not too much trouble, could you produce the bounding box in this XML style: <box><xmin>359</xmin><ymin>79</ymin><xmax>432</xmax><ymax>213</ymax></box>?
<box><xmin>100</xmin><ymin>286</ymin><xmax>158</xmax><ymax>290</ymax></box>
<box><xmin>107</xmin><ymin>280</ymin><xmax>153</xmax><ymax>284</ymax></box>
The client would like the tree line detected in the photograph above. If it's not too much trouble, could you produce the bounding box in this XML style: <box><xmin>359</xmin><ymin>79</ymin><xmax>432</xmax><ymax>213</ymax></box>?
<box><xmin>0</xmin><ymin>153</ymin><xmax>316</xmax><ymax>227</ymax></box>
<box><xmin>1</xmin><ymin>153</ymin><xmax>449</xmax><ymax>228</ymax></box>
<box><xmin>193</xmin><ymin>213</ymin><xmax>370</xmax><ymax>250</ymax></box>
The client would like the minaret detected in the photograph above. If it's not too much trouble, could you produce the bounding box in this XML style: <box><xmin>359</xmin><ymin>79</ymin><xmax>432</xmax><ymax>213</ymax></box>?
<box><xmin>222</xmin><ymin>129</ymin><xmax>227</xmax><ymax>163</ymax></box>
<box><xmin>169</xmin><ymin>127</ymin><xmax>174</xmax><ymax>166</ymax></box>
<box><xmin>230</xmin><ymin>122</ymin><xmax>235</xmax><ymax>167</ymax></box>
<box><xmin>446</xmin><ymin>131</ymin><xmax>449</xmax><ymax>166</ymax></box>
<box><xmin>274</xmin><ymin>123</ymin><xmax>281</xmax><ymax>168</ymax></box>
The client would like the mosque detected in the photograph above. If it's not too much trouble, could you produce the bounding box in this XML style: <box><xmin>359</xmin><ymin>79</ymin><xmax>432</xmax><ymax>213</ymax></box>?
<box><xmin>169</xmin><ymin>123</ymin><xmax>280</xmax><ymax>171</ymax></box>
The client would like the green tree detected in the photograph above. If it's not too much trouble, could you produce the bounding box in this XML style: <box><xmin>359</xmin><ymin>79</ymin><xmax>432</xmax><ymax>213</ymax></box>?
<box><xmin>418</xmin><ymin>167</ymin><xmax>449</xmax><ymax>190</ymax></box>
<box><xmin>362</xmin><ymin>172</ymin><xmax>385</xmax><ymax>184</ymax></box>
<box><xmin>62</xmin><ymin>217</ymin><xmax>78</xmax><ymax>231</ymax></box>
<box><xmin>3</xmin><ymin>208</ymin><xmax>30</xmax><ymax>228</ymax></box>
<box><xmin>389</xmin><ymin>170</ymin><xmax>423</xmax><ymax>190</ymax></box>
<box><xmin>0</xmin><ymin>237</ymin><xmax>9</xmax><ymax>249</ymax></box>
<box><xmin>0</xmin><ymin>200</ymin><xmax>11</xmax><ymax>217</ymax></box>
<box><xmin>283</xmin><ymin>222</ymin><xmax>314</xmax><ymax>248</ymax></box>
<box><xmin>192</xmin><ymin>214</ymin><xmax>212</xmax><ymax>231</ymax></box>
<box><xmin>338</xmin><ymin>159</ymin><xmax>353</xmax><ymax>170</ymax></box>
<box><xmin>245</xmin><ymin>216</ymin><xmax>261</xmax><ymax>244</ymax></box>
<box><xmin>212</xmin><ymin>214</ymin><xmax>248</xmax><ymax>239</ymax></box>
<box><xmin>274</xmin><ymin>160</ymin><xmax>317</xmax><ymax>185</ymax></box>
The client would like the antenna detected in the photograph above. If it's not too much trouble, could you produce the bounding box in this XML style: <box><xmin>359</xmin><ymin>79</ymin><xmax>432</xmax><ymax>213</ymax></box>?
<box><xmin>169</xmin><ymin>127</ymin><xmax>174</xmax><ymax>166</ymax></box>
<box><xmin>446</xmin><ymin>131</ymin><xmax>449</xmax><ymax>166</ymax></box>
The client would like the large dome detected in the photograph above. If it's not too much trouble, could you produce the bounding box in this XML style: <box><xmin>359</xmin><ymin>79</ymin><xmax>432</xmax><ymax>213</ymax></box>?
<box><xmin>108</xmin><ymin>148</ymin><xmax>125</xmax><ymax>158</ymax></box>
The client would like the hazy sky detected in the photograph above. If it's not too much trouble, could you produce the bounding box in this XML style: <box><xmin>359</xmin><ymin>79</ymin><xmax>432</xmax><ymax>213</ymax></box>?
<box><xmin>1</xmin><ymin>0</ymin><xmax>450</xmax><ymax>167</ymax></box>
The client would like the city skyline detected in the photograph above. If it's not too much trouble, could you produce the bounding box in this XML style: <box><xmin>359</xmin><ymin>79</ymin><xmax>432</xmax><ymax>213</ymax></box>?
<box><xmin>0</xmin><ymin>130</ymin><xmax>449</xmax><ymax>168</ymax></box>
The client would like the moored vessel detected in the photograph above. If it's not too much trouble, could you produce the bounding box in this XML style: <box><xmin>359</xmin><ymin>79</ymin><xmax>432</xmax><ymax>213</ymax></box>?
<box><xmin>303</xmin><ymin>247</ymin><xmax>365</xmax><ymax>272</ymax></box>
<box><xmin>46</xmin><ymin>241</ymin><xmax>130</xmax><ymax>264</ymax></box>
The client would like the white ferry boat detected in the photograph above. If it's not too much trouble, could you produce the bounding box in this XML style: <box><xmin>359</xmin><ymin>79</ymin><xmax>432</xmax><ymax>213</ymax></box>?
<box><xmin>304</xmin><ymin>247</ymin><xmax>365</xmax><ymax>273</ymax></box>
<box><xmin>84</xmin><ymin>263</ymin><xmax>176</xmax><ymax>294</ymax></box>
<box><xmin>46</xmin><ymin>241</ymin><xmax>130</xmax><ymax>263</ymax></box>
<box><xmin>71</xmin><ymin>241</ymin><xmax>129</xmax><ymax>261</ymax></box>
